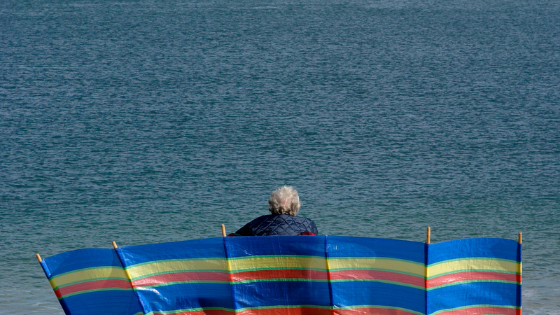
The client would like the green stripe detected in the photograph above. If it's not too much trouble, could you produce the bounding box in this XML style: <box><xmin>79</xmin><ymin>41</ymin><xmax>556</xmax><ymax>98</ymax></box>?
<box><xmin>428</xmin><ymin>279</ymin><xmax>520</xmax><ymax>290</ymax></box>
<box><xmin>429</xmin><ymin>304</ymin><xmax>519</xmax><ymax>315</ymax></box>
<box><xmin>428</xmin><ymin>257</ymin><xmax>519</xmax><ymax>267</ymax></box>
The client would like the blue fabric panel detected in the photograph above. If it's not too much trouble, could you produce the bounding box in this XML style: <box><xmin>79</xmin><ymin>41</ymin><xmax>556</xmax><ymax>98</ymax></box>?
<box><xmin>225</xmin><ymin>236</ymin><xmax>329</xmax><ymax>310</ymax></box>
<box><xmin>225</xmin><ymin>235</ymin><xmax>326</xmax><ymax>258</ymax></box>
<box><xmin>428</xmin><ymin>238</ymin><xmax>519</xmax><ymax>264</ymax></box>
<box><xmin>427</xmin><ymin>282</ymin><xmax>519</xmax><ymax>314</ymax></box>
<box><xmin>233</xmin><ymin>281</ymin><xmax>332</xmax><ymax>309</ymax></box>
<box><xmin>43</xmin><ymin>248</ymin><xmax>122</xmax><ymax>276</ymax></box>
<box><xmin>328</xmin><ymin>236</ymin><xmax>426</xmax><ymax>264</ymax></box>
<box><xmin>59</xmin><ymin>290</ymin><xmax>144</xmax><ymax>315</ymax></box>
<box><xmin>118</xmin><ymin>239</ymin><xmax>232</xmax><ymax>313</ymax></box>
<box><xmin>41</xmin><ymin>248</ymin><xmax>144</xmax><ymax>315</ymax></box>
<box><xmin>332</xmin><ymin>281</ymin><xmax>426</xmax><ymax>314</ymax></box>
<box><xmin>118</xmin><ymin>237</ymin><xmax>226</xmax><ymax>265</ymax></box>
<box><xmin>134</xmin><ymin>283</ymin><xmax>234</xmax><ymax>312</ymax></box>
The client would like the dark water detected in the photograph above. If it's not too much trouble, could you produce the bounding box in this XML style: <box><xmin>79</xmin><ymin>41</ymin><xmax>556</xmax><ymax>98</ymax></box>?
<box><xmin>1</xmin><ymin>0</ymin><xmax>559</xmax><ymax>313</ymax></box>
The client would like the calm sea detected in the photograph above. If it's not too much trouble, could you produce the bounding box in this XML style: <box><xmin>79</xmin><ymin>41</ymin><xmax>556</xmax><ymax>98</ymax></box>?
<box><xmin>1</xmin><ymin>0</ymin><xmax>559</xmax><ymax>313</ymax></box>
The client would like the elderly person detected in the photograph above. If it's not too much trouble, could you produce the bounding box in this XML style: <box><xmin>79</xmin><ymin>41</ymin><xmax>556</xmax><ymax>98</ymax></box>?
<box><xmin>234</xmin><ymin>186</ymin><xmax>318</xmax><ymax>236</ymax></box>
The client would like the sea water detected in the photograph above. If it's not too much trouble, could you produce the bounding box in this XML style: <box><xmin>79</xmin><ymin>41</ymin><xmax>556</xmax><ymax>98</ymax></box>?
<box><xmin>1</xmin><ymin>0</ymin><xmax>559</xmax><ymax>313</ymax></box>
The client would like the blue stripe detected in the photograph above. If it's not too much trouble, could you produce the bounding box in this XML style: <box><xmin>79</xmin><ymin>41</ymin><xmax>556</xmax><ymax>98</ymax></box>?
<box><xmin>44</xmin><ymin>248</ymin><xmax>122</xmax><ymax>276</ymax></box>
<box><xmin>60</xmin><ymin>290</ymin><xmax>144</xmax><ymax>315</ymax></box>
<box><xmin>119</xmin><ymin>237</ymin><xmax>226</xmax><ymax>265</ymax></box>
<box><xmin>135</xmin><ymin>283</ymin><xmax>234</xmax><ymax>312</ymax></box>
<box><xmin>427</xmin><ymin>282</ymin><xmax>520</xmax><ymax>314</ymax></box>
<box><xmin>328</xmin><ymin>236</ymin><xmax>426</xmax><ymax>264</ymax></box>
<box><xmin>232</xmin><ymin>280</ymin><xmax>331</xmax><ymax>309</ymax></box>
<box><xmin>428</xmin><ymin>238</ymin><xmax>519</xmax><ymax>264</ymax></box>
<box><xmin>332</xmin><ymin>281</ymin><xmax>426</xmax><ymax>314</ymax></box>
<box><xmin>225</xmin><ymin>236</ymin><xmax>326</xmax><ymax>258</ymax></box>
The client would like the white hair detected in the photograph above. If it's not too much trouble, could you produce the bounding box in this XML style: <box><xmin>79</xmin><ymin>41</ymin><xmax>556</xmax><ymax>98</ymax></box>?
<box><xmin>268</xmin><ymin>186</ymin><xmax>301</xmax><ymax>216</ymax></box>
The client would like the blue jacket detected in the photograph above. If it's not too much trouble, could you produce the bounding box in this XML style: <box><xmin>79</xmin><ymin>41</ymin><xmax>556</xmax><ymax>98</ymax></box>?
<box><xmin>235</xmin><ymin>214</ymin><xmax>318</xmax><ymax>236</ymax></box>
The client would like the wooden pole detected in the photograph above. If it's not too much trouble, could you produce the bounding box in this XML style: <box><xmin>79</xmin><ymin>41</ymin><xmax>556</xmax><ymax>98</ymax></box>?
<box><xmin>426</xmin><ymin>227</ymin><xmax>431</xmax><ymax>244</ymax></box>
<box><xmin>112</xmin><ymin>241</ymin><xmax>118</xmax><ymax>249</ymax></box>
<box><xmin>517</xmin><ymin>231</ymin><xmax>522</xmax><ymax>315</ymax></box>
<box><xmin>36</xmin><ymin>253</ymin><xmax>42</xmax><ymax>263</ymax></box>
<box><xmin>221</xmin><ymin>224</ymin><xmax>226</xmax><ymax>237</ymax></box>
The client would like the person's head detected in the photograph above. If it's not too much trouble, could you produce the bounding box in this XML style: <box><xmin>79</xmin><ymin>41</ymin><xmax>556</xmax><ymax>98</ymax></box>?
<box><xmin>268</xmin><ymin>186</ymin><xmax>301</xmax><ymax>216</ymax></box>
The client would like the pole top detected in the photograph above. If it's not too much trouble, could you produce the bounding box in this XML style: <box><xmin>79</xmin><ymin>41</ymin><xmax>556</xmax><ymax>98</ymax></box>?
<box><xmin>112</xmin><ymin>241</ymin><xmax>118</xmax><ymax>249</ymax></box>
<box><xmin>426</xmin><ymin>227</ymin><xmax>431</xmax><ymax>244</ymax></box>
<box><xmin>36</xmin><ymin>253</ymin><xmax>42</xmax><ymax>263</ymax></box>
<box><xmin>221</xmin><ymin>224</ymin><xmax>226</xmax><ymax>237</ymax></box>
<box><xmin>518</xmin><ymin>232</ymin><xmax>522</xmax><ymax>244</ymax></box>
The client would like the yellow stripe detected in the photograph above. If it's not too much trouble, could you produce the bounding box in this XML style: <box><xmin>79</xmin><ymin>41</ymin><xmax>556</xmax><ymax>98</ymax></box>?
<box><xmin>329</xmin><ymin>258</ymin><xmax>425</xmax><ymax>277</ymax></box>
<box><xmin>229</xmin><ymin>256</ymin><xmax>327</xmax><ymax>271</ymax></box>
<box><xmin>49</xmin><ymin>267</ymin><xmax>128</xmax><ymax>289</ymax></box>
<box><xmin>127</xmin><ymin>259</ymin><xmax>228</xmax><ymax>279</ymax></box>
<box><xmin>428</xmin><ymin>259</ymin><xmax>520</xmax><ymax>277</ymax></box>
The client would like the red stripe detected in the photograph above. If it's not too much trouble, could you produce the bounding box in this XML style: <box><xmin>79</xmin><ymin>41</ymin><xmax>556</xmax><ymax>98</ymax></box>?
<box><xmin>143</xmin><ymin>307</ymin><xmax>520</xmax><ymax>315</ymax></box>
<box><xmin>151</xmin><ymin>308</ymin><xmax>419</xmax><ymax>315</ymax></box>
<box><xmin>237</xmin><ymin>307</ymin><xmax>332</xmax><ymax>315</ymax></box>
<box><xmin>133</xmin><ymin>272</ymin><xmax>230</xmax><ymax>287</ymax></box>
<box><xmin>436</xmin><ymin>306</ymin><xmax>518</xmax><ymax>315</ymax></box>
<box><xmin>232</xmin><ymin>269</ymin><xmax>329</xmax><ymax>282</ymax></box>
<box><xmin>330</xmin><ymin>270</ymin><xmax>424</xmax><ymax>288</ymax></box>
<box><xmin>151</xmin><ymin>311</ymin><xmax>235</xmax><ymax>315</ymax></box>
<box><xmin>427</xmin><ymin>271</ymin><xmax>520</xmax><ymax>288</ymax></box>
<box><xmin>335</xmin><ymin>308</ymin><xmax>419</xmax><ymax>315</ymax></box>
<box><xmin>55</xmin><ymin>279</ymin><xmax>132</xmax><ymax>298</ymax></box>
<box><xmin>151</xmin><ymin>309</ymin><xmax>331</xmax><ymax>315</ymax></box>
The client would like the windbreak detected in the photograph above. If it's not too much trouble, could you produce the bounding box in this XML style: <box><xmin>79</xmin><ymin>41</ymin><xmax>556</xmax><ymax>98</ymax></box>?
<box><xmin>39</xmin><ymin>236</ymin><xmax>521</xmax><ymax>315</ymax></box>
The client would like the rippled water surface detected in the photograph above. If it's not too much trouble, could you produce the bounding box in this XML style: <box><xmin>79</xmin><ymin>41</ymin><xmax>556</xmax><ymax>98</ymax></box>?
<box><xmin>1</xmin><ymin>0</ymin><xmax>559</xmax><ymax>313</ymax></box>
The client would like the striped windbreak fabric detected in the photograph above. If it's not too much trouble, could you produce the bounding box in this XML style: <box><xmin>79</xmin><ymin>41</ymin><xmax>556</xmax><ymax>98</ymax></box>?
<box><xmin>39</xmin><ymin>236</ymin><xmax>521</xmax><ymax>315</ymax></box>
